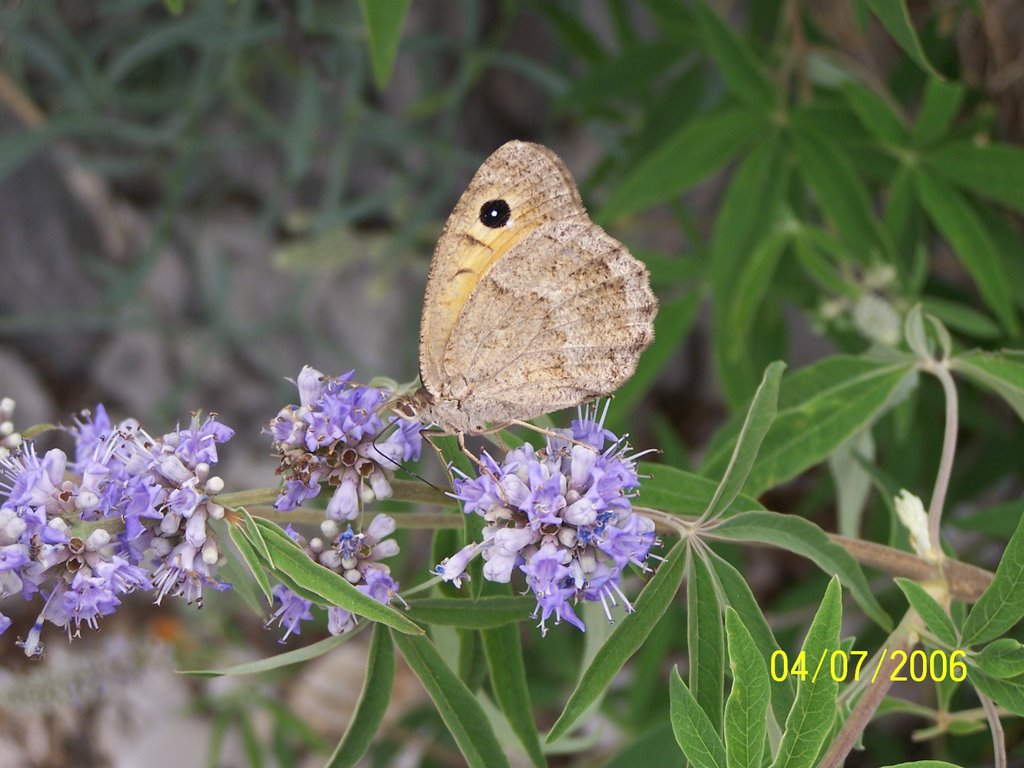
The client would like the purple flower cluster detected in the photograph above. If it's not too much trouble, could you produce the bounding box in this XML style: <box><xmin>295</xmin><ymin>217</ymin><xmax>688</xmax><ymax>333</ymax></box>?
<box><xmin>268</xmin><ymin>367</ymin><xmax>422</xmax><ymax>519</ymax></box>
<box><xmin>268</xmin><ymin>514</ymin><xmax>403</xmax><ymax>641</ymax></box>
<box><xmin>0</xmin><ymin>405</ymin><xmax>234</xmax><ymax>656</ymax></box>
<box><xmin>436</xmin><ymin>404</ymin><xmax>658</xmax><ymax>635</ymax></box>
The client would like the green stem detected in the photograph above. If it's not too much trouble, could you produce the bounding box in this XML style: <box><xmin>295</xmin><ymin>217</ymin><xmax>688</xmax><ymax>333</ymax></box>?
<box><xmin>978</xmin><ymin>691</ymin><xmax>1008</xmax><ymax>768</ymax></box>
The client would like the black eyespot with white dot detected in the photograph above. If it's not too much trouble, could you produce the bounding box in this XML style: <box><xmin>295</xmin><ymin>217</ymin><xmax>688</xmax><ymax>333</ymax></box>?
<box><xmin>479</xmin><ymin>199</ymin><xmax>511</xmax><ymax>228</ymax></box>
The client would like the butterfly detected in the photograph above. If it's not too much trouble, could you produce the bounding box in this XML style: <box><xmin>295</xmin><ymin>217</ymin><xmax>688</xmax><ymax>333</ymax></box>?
<box><xmin>393</xmin><ymin>141</ymin><xmax>657</xmax><ymax>445</ymax></box>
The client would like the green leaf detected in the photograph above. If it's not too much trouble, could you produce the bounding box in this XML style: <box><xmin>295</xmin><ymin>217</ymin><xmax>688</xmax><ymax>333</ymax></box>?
<box><xmin>638</xmin><ymin>463</ymin><xmax>764</xmax><ymax>519</ymax></box>
<box><xmin>607</xmin><ymin>290</ymin><xmax>702</xmax><ymax>436</ymax></box>
<box><xmin>972</xmin><ymin>638</ymin><xmax>1024</xmax><ymax>679</ymax></box>
<box><xmin>913</xmin><ymin>170</ymin><xmax>1018</xmax><ymax>334</ymax></box>
<box><xmin>703</xmin><ymin>359</ymin><xmax>916</xmax><ymax>497</ymax></box>
<box><xmin>708</xmin><ymin>550</ymin><xmax>794</xmax><ymax>724</ymax></box>
<box><xmin>254</xmin><ymin>519</ymin><xmax>423</xmax><ymax>636</ymax></box>
<box><xmin>563</xmin><ymin>41</ymin><xmax>680</xmax><ymax>110</ymax></box>
<box><xmin>688</xmin><ymin>553</ymin><xmax>724</xmax><ymax>730</ymax></box>
<box><xmin>602</xmin><ymin>721</ymin><xmax>678</xmax><ymax>767</ymax></box>
<box><xmin>912</xmin><ymin>79</ymin><xmax>965</xmax><ymax>145</ymax></box>
<box><xmin>880</xmin><ymin>762</ymin><xmax>964</xmax><ymax>768</ymax></box>
<box><xmin>181</xmin><ymin>634</ymin><xmax>351</xmax><ymax>677</ymax></box>
<box><xmin>228</xmin><ymin>523</ymin><xmax>273</xmax><ymax>603</ymax></box>
<box><xmin>864</xmin><ymin>0</ymin><xmax>941</xmax><ymax>78</ymax></box>
<box><xmin>770</xmin><ymin>578</ymin><xmax>842</xmax><ymax>768</ymax></box>
<box><xmin>710</xmin><ymin>511</ymin><xmax>891</xmax><ymax>629</ymax></box>
<box><xmin>481</xmin><ymin>624</ymin><xmax>545</xmax><ymax>768</ymax></box>
<box><xmin>599</xmin><ymin>108</ymin><xmax>762</xmax><ymax>221</ymax></box>
<box><xmin>547</xmin><ymin>541</ymin><xmax>687</xmax><ymax>741</ymax></box>
<box><xmin>961</xmin><ymin>511</ymin><xmax>1024</xmax><ymax>647</ymax></box>
<box><xmin>841</xmin><ymin>81</ymin><xmax>907</xmax><ymax>145</ymax></box>
<box><xmin>968</xmin><ymin>668</ymin><xmax>1024</xmax><ymax>717</ymax></box>
<box><xmin>828</xmin><ymin>429</ymin><xmax>875</xmax><ymax>539</ymax></box>
<box><xmin>358</xmin><ymin>0</ymin><xmax>411</xmax><ymax>88</ymax></box>
<box><xmin>790</xmin><ymin>129</ymin><xmax>895</xmax><ymax>261</ymax></box>
<box><xmin>669</xmin><ymin>666</ymin><xmax>728</xmax><ymax>768</ymax></box>
<box><xmin>326</xmin><ymin>625</ymin><xmax>395</xmax><ymax>768</ymax></box>
<box><xmin>703</xmin><ymin>361</ymin><xmax>785</xmax><ymax>522</ymax></box>
<box><xmin>893</xmin><ymin>578</ymin><xmax>957</xmax><ymax>648</ymax></box>
<box><xmin>711</xmin><ymin>133</ymin><xmax>789</xmax><ymax>408</ymax></box>
<box><xmin>406</xmin><ymin>597</ymin><xmax>533</xmax><ymax>629</ymax></box>
<box><xmin>926</xmin><ymin>142</ymin><xmax>1024</xmax><ymax>212</ymax></box>
<box><xmin>163</xmin><ymin>0</ymin><xmax>184</xmax><ymax>14</ymax></box>
<box><xmin>953</xmin><ymin>350</ymin><xmax>1024</xmax><ymax>423</ymax></box>
<box><xmin>392</xmin><ymin>631</ymin><xmax>511</xmax><ymax>768</ymax></box>
<box><xmin>691</xmin><ymin>0</ymin><xmax>775</xmax><ymax>110</ymax></box>
<box><xmin>922</xmin><ymin>297</ymin><xmax>1000</xmax><ymax>340</ymax></box>
<box><xmin>723</xmin><ymin>608</ymin><xmax>770</xmax><ymax>768</ymax></box>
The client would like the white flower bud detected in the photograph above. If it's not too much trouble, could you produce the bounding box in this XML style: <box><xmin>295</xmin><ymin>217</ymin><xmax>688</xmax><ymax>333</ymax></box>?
<box><xmin>206</xmin><ymin>502</ymin><xmax>225</xmax><ymax>520</ymax></box>
<box><xmin>894</xmin><ymin>490</ymin><xmax>938</xmax><ymax>562</ymax></box>
<box><xmin>85</xmin><ymin>529</ymin><xmax>111</xmax><ymax>549</ymax></box>
<box><xmin>320</xmin><ymin>520</ymin><xmax>340</xmax><ymax>540</ymax></box>
<box><xmin>205</xmin><ymin>476</ymin><xmax>224</xmax><ymax>495</ymax></box>
<box><xmin>202</xmin><ymin>541</ymin><xmax>219</xmax><ymax>565</ymax></box>
<box><xmin>319</xmin><ymin>551</ymin><xmax>342</xmax><ymax>569</ymax></box>
<box><xmin>343</xmin><ymin>568</ymin><xmax>361</xmax><ymax>584</ymax></box>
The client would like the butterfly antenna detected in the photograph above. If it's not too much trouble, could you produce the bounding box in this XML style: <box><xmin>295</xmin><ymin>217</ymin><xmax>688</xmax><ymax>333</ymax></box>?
<box><xmin>369</xmin><ymin>428</ymin><xmax>447</xmax><ymax>495</ymax></box>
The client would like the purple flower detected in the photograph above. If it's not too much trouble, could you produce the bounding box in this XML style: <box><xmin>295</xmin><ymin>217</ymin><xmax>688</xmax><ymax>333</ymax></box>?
<box><xmin>268</xmin><ymin>584</ymin><xmax>315</xmax><ymax>642</ymax></box>
<box><xmin>268</xmin><ymin>515</ymin><xmax>404</xmax><ymax>642</ymax></box>
<box><xmin>0</xmin><ymin>404</ymin><xmax>235</xmax><ymax>656</ymax></box>
<box><xmin>437</xmin><ymin>403</ymin><xmax>658</xmax><ymax>635</ymax></box>
<box><xmin>268</xmin><ymin>367</ymin><xmax>423</xmax><ymax>518</ymax></box>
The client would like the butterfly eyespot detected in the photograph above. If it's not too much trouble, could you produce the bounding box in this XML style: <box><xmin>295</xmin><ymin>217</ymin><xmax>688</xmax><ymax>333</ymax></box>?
<box><xmin>479</xmin><ymin>199</ymin><xmax>511</xmax><ymax>228</ymax></box>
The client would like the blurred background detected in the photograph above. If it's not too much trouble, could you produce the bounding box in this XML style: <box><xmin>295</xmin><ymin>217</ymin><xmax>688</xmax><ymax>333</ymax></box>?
<box><xmin>1</xmin><ymin>1</ymin><xmax>1022</xmax><ymax>765</ymax></box>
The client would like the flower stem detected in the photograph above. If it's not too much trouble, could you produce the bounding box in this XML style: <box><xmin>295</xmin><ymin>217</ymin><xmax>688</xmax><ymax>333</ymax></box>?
<box><xmin>979</xmin><ymin>691</ymin><xmax>1008</xmax><ymax>768</ymax></box>
<box><xmin>926</xmin><ymin>361</ymin><xmax>959</xmax><ymax>553</ymax></box>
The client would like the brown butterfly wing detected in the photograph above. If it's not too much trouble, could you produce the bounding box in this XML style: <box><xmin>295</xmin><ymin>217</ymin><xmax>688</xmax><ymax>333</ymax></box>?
<box><xmin>418</xmin><ymin>141</ymin><xmax>586</xmax><ymax>400</ymax></box>
<box><xmin>439</xmin><ymin>220</ymin><xmax>657</xmax><ymax>426</ymax></box>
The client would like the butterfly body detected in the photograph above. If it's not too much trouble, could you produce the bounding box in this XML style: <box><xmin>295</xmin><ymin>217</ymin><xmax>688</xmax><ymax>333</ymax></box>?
<box><xmin>394</xmin><ymin>141</ymin><xmax>657</xmax><ymax>435</ymax></box>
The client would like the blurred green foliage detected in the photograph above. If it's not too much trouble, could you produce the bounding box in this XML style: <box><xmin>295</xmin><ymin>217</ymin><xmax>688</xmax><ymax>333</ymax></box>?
<box><xmin>2</xmin><ymin>1</ymin><xmax>1024</xmax><ymax>766</ymax></box>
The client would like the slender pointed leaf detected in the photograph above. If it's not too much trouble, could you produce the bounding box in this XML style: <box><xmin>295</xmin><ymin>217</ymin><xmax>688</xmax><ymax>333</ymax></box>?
<box><xmin>724</xmin><ymin>608</ymin><xmax>770</xmax><ymax>768</ymax></box>
<box><xmin>708</xmin><ymin>549</ymin><xmax>794</xmax><ymax>723</ymax></box>
<box><xmin>968</xmin><ymin>667</ymin><xmax>1024</xmax><ymax>717</ymax></box>
<box><xmin>669</xmin><ymin>666</ymin><xmax>728</xmax><ymax>768</ymax></box>
<box><xmin>638</xmin><ymin>463</ymin><xmax>764</xmax><ymax>519</ymax></box>
<box><xmin>228</xmin><ymin>523</ymin><xmax>273</xmax><ymax>603</ymax></box>
<box><xmin>894</xmin><ymin>578</ymin><xmax>957</xmax><ymax>648</ymax></box>
<box><xmin>770</xmin><ymin>578</ymin><xmax>842</xmax><ymax>768</ymax></box>
<box><xmin>864</xmin><ymin>0</ymin><xmax>941</xmax><ymax>77</ymax></box>
<box><xmin>255</xmin><ymin>519</ymin><xmax>423</xmax><ymax>635</ymax></box>
<box><xmin>913</xmin><ymin>79</ymin><xmax>965</xmax><ymax>145</ymax></box>
<box><xmin>926</xmin><ymin>142</ymin><xmax>1024</xmax><ymax>212</ymax></box>
<box><xmin>599</xmin><ymin>107</ymin><xmax>762</xmax><ymax>221</ymax></box>
<box><xmin>914</xmin><ymin>170</ymin><xmax>1017</xmax><ymax>334</ymax></box>
<box><xmin>406</xmin><ymin>597</ymin><xmax>533</xmax><ymax>629</ymax></box>
<box><xmin>358</xmin><ymin>0</ymin><xmax>411</xmax><ymax>88</ymax></box>
<box><xmin>972</xmin><ymin>638</ymin><xmax>1024</xmax><ymax>679</ymax></box>
<box><xmin>952</xmin><ymin>350</ymin><xmax>1024</xmax><ymax>424</ymax></box>
<box><xmin>710</xmin><ymin>511</ymin><xmax>890</xmax><ymax>628</ymax></box>
<box><xmin>392</xmin><ymin>630</ymin><xmax>512</xmax><ymax>768</ymax></box>
<box><xmin>692</xmin><ymin>0</ymin><xmax>775</xmax><ymax>110</ymax></box>
<box><xmin>482</xmin><ymin>624</ymin><xmax>545</xmax><ymax>768</ymax></box>
<box><xmin>688</xmin><ymin>553</ymin><xmax>724</xmax><ymax>730</ymax></box>
<box><xmin>962</xmin><ymin>511</ymin><xmax>1024</xmax><ymax>647</ymax></box>
<box><xmin>181</xmin><ymin>634</ymin><xmax>351</xmax><ymax>677</ymax></box>
<box><xmin>327</xmin><ymin>625</ymin><xmax>395</xmax><ymax>768</ymax></box>
<box><xmin>547</xmin><ymin>541</ymin><xmax>687</xmax><ymax>741</ymax></box>
<box><xmin>704</xmin><ymin>361</ymin><xmax>785</xmax><ymax>521</ymax></box>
